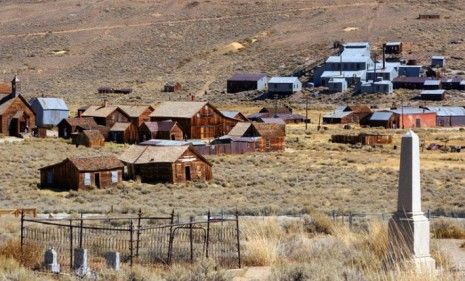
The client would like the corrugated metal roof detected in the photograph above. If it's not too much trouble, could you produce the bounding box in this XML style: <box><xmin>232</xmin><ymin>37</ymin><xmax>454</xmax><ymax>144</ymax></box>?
<box><xmin>424</xmin><ymin>80</ymin><xmax>440</xmax><ymax>86</ymax></box>
<box><xmin>33</xmin><ymin>97</ymin><xmax>68</xmax><ymax>111</ymax></box>
<box><xmin>390</xmin><ymin>107</ymin><xmax>432</xmax><ymax>115</ymax></box>
<box><xmin>326</xmin><ymin>55</ymin><xmax>369</xmax><ymax>63</ymax></box>
<box><xmin>221</xmin><ymin>111</ymin><xmax>240</xmax><ymax>119</ymax></box>
<box><xmin>268</xmin><ymin>77</ymin><xmax>300</xmax><ymax>84</ymax></box>
<box><xmin>228</xmin><ymin>73</ymin><xmax>267</xmax><ymax>81</ymax></box>
<box><xmin>385</xmin><ymin>42</ymin><xmax>401</xmax><ymax>46</ymax></box>
<box><xmin>150</xmin><ymin>101</ymin><xmax>208</xmax><ymax>118</ymax></box>
<box><xmin>432</xmin><ymin>56</ymin><xmax>445</xmax><ymax>60</ymax></box>
<box><xmin>140</xmin><ymin>139</ymin><xmax>191</xmax><ymax>146</ymax></box>
<box><xmin>426</xmin><ymin>106</ymin><xmax>465</xmax><ymax>116</ymax></box>
<box><xmin>323</xmin><ymin>111</ymin><xmax>352</xmax><ymax>119</ymax></box>
<box><xmin>421</xmin><ymin>90</ymin><xmax>445</xmax><ymax>95</ymax></box>
<box><xmin>321</xmin><ymin>70</ymin><xmax>367</xmax><ymax>78</ymax></box>
<box><xmin>370</xmin><ymin>111</ymin><xmax>393</xmax><ymax>121</ymax></box>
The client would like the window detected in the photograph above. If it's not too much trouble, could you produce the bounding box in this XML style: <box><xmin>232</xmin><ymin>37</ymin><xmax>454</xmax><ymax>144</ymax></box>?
<box><xmin>265</xmin><ymin>138</ymin><xmax>271</xmax><ymax>149</ymax></box>
<box><xmin>111</xmin><ymin>171</ymin><xmax>118</xmax><ymax>183</ymax></box>
<box><xmin>84</xmin><ymin>173</ymin><xmax>91</xmax><ymax>186</ymax></box>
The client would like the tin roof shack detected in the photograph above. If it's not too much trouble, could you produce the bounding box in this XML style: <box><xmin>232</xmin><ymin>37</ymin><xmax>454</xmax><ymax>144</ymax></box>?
<box><xmin>423</xmin><ymin>80</ymin><xmax>441</xmax><ymax>90</ymax></box>
<box><xmin>331</xmin><ymin>133</ymin><xmax>392</xmax><ymax>145</ymax></box>
<box><xmin>384</xmin><ymin>42</ymin><xmax>403</xmax><ymax>55</ymax></box>
<box><xmin>81</xmin><ymin>101</ymin><xmax>130</xmax><ymax>128</ymax></box>
<box><xmin>139</xmin><ymin>121</ymin><xmax>184</xmax><ymax>142</ymax></box>
<box><xmin>29</xmin><ymin>97</ymin><xmax>69</xmax><ymax>128</ymax></box>
<box><xmin>220</xmin><ymin>111</ymin><xmax>248</xmax><ymax>122</ymax></box>
<box><xmin>323</xmin><ymin>105</ymin><xmax>372</xmax><ymax>125</ymax></box>
<box><xmin>109</xmin><ymin>122</ymin><xmax>138</xmax><ymax>144</ymax></box>
<box><xmin>426</xmin><ymin>106</ymin><xmax>465</xmax><ymax>127</ymax></box>
<box><xmin>226</xmin><ymin>73</ymin><xmax>268</xmax><ymax>93</ymax></box>
<box><xmin>163</xmin><ymin>82</ymin><xmax>182</xmax><ymax>92</ymax></box>
<box><xmin>432</xmin><ymin>56</ymin><xmax>445</xmax><ymax>68</ymax></box>
<box><xmin>369</xmin><ymin>111</ymin><xmax>396</xmax><ymax>128</ymax></box>
<box><xmin>227</xmin><ymin>122</ymin><xmax>285</xmax><ymax>152</ymax></box>
<box><xmin>247</xmin><ymin>106</ymin><xmax>308</xmax><ymax>124</ymax></box>
<box><xmin>40</xmin><ymin>155</ymin><xmax>123</xmax><ymax>190</ymax></box>
<box><xmin>420</xmin><ymin>90</ymin><xmax>445</xmax><ymax>101</ymax></box>
<box><xmin>393</xmin><ymin>77</ymin><xmax>429</xmax><ymax>89</ymax></box>
<box><xmin>0</xmin><ymin>76</ymin><xmax>36</xmax><ymax>137</ymax></box>
<box><xmin>360</xmin><ymin>80</ymin><xmax>393</xmax><ymax>94</ymax></box>
<box><xmin>57</xmin><ymin>117</ymin><xmax>98</xmax><ymax>139</ymax></box>
<box><xmin>268</xmin><ymin>77</ymin><xmax>302</xmax><ymax>95</ymax></box>
<box><xmin>119</xmin><ymin>145</ymin><xmax>212</xmax><ymax>183</ymax></box>
<box><xmin>391</xmin><ymin>107</ymin><xmax>436</xmax><ymax>128</ymax></box>
<box><xmin>150</xmin><ymin>102</ymin><xmax>239</xmax><ymax>139</ymax></box>
<box><xmin>398</xmin><ymin>65</ymin><xmax>422</xmax><ymax>77</ymax></box>
<box><xmin>72</xmin><ymin>130</ymin><xmax>105</xmax><ymax>148</ymax></box>
<box><xmin>327</xmin><ymin>78</ymin><xmax>348</xmax><ymax>93</ymax></box>
<box><xmin>441</xmin><ymin>77</ymin><xmax>463</xmax><ymax>90</ymax></box>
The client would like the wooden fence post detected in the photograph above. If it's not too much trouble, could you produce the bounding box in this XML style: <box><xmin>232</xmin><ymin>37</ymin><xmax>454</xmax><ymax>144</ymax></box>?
<box><xmin>206</xmin><ymin>210</ymin><xmax>210</xmax><ymax>259</ymax></box>
<box><xmin>136</xmin><ymin>209</ymin><xmax>142</xmax><ymax>258</ymax></box>
<box><xmin>79</xmin><ymin>212</ymin><xmax>83</xmax><ymax>249</ymax></box>
<box><xmin>20</xmin><ymin>210</ymin><xmax>24</xmax><ymax>251</ymax></box>
<box><xmin>167</xmin><ymin>210</ymin><xmax>175</xmax><ymax>264</ymax></box>
<box><xmin>129</xmin><ymin>220</ymin><xmax>134</xmax><ymax>267</ymax></box>
<box><xmin>69</xmin><ymin>219</ymin><xmax>74</xmax><ymax>270</ymax></box>
<box><xmin>189</xmin><ymin>216</ymin><xmax>194</xmax><ymax>264</ymax></box>
<box><xmin>349</xmin><ymin>212</ymin><xmax>353</xmax><ymax>228</ymax></box>
<box><xmin>235</xmin><ymin>210</ymin><xmax>241</xmax><ymax>268</ymax></box>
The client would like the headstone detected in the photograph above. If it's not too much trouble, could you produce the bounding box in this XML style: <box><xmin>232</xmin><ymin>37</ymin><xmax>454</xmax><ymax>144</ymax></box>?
<box><xmin>388</xmin><ymin>130</ymin><xmax>435</xmax><ymax>271</ymax></box>
<box><xmin>105</xmin><ymin>251</ymin><xmax>120</xmax><ymax>271</ymax></box>
<box><xmin>73</xmin><ymin>248</ymin><xmax>90</xmax><ymax>276</ymax></box>
<box><xmin>44</xmin><ymin>248</ymin><xmax>60</xmax><ymax>273</ymax></box>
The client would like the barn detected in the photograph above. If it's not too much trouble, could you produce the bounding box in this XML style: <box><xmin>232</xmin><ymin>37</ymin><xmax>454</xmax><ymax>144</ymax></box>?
<box><xmin>29</xmin><ymin>97</ymin><xmax>69</xmax><ymax>128</ymax></box>
<box><xmin>119</xmin><ymin>145</ymin><xmax>212</xmax><ymax>183</ymax></box>
<box><xmin>0</xmin><ymin>76</ymin><xmax>36</xmax><ymax>137</ymax></box>
<box><xmin>425</xmin><ymin>107</ymin><xmax>465</xmax><ymax>127</ymax></box>
<box><xmin>109</xmin><ymin>122</ymin><xmax>138</xmax><ymax>144</ymax></box>
<box><xmin>73</xmin><ymin>130</ymin><xmax>105</xmax><ymax>148</ymax></box>
<box><xmin>150</xmin><ymin>102</ymin><xmax>239</xmax><ymax>139</ymax></box>
<box><xmin>391</xmin><ymin>107</ymin><xmax>436</xmax><ymax>128</ymax></box>
<box><xmin>138</xmin><ymin>121</ymin><xmax>184</xmax><ymax>141</ymax></box>
<box><xmin>226</xmin><ymin>73</ymin><xmax>268</xmax><ymax>93</ymax></box>
<box><xmin>81</xmin><ymin>101</ymin><xmax>130</xmax><ymax>128</ymax></box>
<box><xmin>57</xmin><ymin>117</ymin><xmax>98</xmax><ymax>139</ymax></box>
<box><xmin>40</xmin><ymin>155</ymin><xmax>124</xmax><ymax>190</ymax></box>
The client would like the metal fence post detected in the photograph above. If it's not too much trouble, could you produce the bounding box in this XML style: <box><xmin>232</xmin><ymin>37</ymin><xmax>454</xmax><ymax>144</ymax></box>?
<box><xmin>69</xmin><ymin>219</ymin><xmax>74</xmax><ymax>270</ymax></box>
<box><xmin>136</xmin><ymin>209</ymin><xmax>142</xmax><ymax>258</ymax></box>
<box><xmin>427</xmin><ymin>209</ymin><xmax>431</xmax><ymax>219</ymax></box>
<box><xmin>167</xmin><ymin>210</ymin><xmax>175</xmax><ymax>264</ymax></box>
<box><xmin>79</xmin><ymin>212</ymin><xmax>83</xmax><ymax>249</ymax></box>
<box><xmin>189</xmin><ymin>216</ymin><xmax>194</xmax><ymax>264</ymax></box>
<box><xmin>332</xmin><ymin>210</ymin><xmax>336</xmax><ymax>221</ymax></box>
<box><xmin>235</xmin><ymin>210</ymin><xmax>241</xmax><ymax>268</ymax></box>
<box><xmin>349</xmin><ymin>212</ymin><xmax>353</xmax><ymax>228</ymax></box>
<box><xmin>206</xmin><ymin>210</ymin><xmax>210</xmax><ymax>259</ymax></box>
<box><xmin>129</xmin><ymin>220</ymin><xmax>134</xmax><ymax>267</ymax></box>
<box><xmin>20</xmin><ymin>210</ymin><xmax>25</xmax><ymax>251</ymax></box>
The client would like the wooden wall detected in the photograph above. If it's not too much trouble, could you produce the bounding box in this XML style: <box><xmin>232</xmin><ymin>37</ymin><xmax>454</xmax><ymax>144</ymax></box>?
<box><xmin>0</xmin><ymin>97</ymin><xmax>36</xmax><ymax>136</ymax></box>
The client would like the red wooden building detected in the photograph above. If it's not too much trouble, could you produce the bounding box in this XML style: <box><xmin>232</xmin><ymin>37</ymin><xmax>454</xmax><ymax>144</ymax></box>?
<box><xmin>40</xmin><ymin>155</ymin><xmax>124</xmax><ymax>190</ymax></box>
<box><xmin>150</xmin><ymin>102</ymin><xmax>239</xmax><ymax>139</ymax></box>
<box><xmin>227</xmin><ymin>122</ymin><xmax>286</xmax><ymax>152</ymax></box>
<box><xmin>58</xmin><ymin>117</ymin><xmax>98</xmax><ymax>139</ymax></box>
<box><xmin>109</xmin><ymin>122</ymin><xmax>138</xmax><ymax>144</ymax></box>
<box><xmin>80</xmin><ymin>101</ymin><xmax>130</xmax><ymax>128</ymax></box>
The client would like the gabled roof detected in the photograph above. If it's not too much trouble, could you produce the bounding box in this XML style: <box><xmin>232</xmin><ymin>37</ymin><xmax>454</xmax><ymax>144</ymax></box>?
<box><xmin>81</xmin><ymin>105</ymin><xmax>123</xmax><ymax>118</ymax></box>
<box><xmin>40</xmin><ymin>155</ymin><xmax>123</xmax><ymax>172</ymax></box>
<box><xmin>119</xmin><ymin>105</ymin><xmax>153</xmax><ymax>118</ymax></box>
<box><xmin>390</xmin><ymin>107</ymin><xmax>433</xmax><ymax>115</ymax></box>
<box><xmin>228</xmin><ymin>73</ymin><xmax>267</xmax><ymax>81</ymax></box>
<box><xmin>0</xmin><ymin>95</ymin><xmax>35</xmax><ymax>116</ymax></box>
<box><xmin>31</xmin><ymin>97</ymin><xmax>68</xmax><ymax>111</ymax></box>
<box><xmin>259</xmin><ymin>106</ymin><xmax>292</xmax><ymax>114</ymax></box>
<box><xmin>323</xmin><ymin>111</ymin><xmax>352</xmax><ymax>119</ymax></box>
<box><xmin>253</xmin><ymin>123</ymin><xmax>285</xmax><ymax>137</ymax></box>
<box><xmin>119</xmin><ymin>145</ymin><xmax>211</xmax><ymax>166</ymax></box>
<box><xmin>259</xmin><ymin>118</ymin><xmax>286</xmax><ymax>125</ymax></box>
<box><xmin>60</xmin><ymin>117</ymin><xmax>98</xmax><ymax>128</ymax></box>
<box><xmin>227</xmin><ymin>122</ymin><xmax>254</xmax><ymax>137</ymax></box>
<box><xmin>81</xmin><ymin>129</ymin><xmax>105</xmax><ymax>141</ymax></box>
<box><xmin>268</xmin><ymin>77</ymin><xmax>300</xmax><ymax>84</ymax></box>
<box><xmin>110</xmin><ymin>122</ymin><xmax>131</xmax><ymax>132</ymax></box>
<box><xmin>142</xmin><ymin>121</ymin><xmax>177</xmax><ymax>132</ymax></box>
<box><xmin>221</xmin><ymin>111</ymin><xmax>243</xmax><ymax>119</ymax></box>
<box><xmin>345</xmin><ymin>105</ymin><xmax>372</xmax><ymax>113</ymax></box>
<box><xmin>150</xmin><ymin>101</ymin><xmax>208</xmax><ymax>118</ymax></box>
<box><xmin>370</xmin><ymin>111</ymin><xmax>393</xmax><ymax>121</ymax></box>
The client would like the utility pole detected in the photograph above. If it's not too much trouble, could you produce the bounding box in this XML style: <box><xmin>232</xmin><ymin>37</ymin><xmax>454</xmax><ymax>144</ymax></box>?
<box><xmin>274</xmin><ymin>94</ymin><xmax>278</xmax><ymax>118</ymax></box>
<box><xmin>305</xmin><ymin>92</ymin><xmax>309</xmax><ymax>131</ymax></box>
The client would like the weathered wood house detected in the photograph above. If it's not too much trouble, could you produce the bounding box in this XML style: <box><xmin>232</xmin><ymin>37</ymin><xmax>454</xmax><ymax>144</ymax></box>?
<box><xmin>150</xmin><ymin>102</ymin><xmax>239</xmax><ymax>139</ymax></box>
<box><xmin>119</xmin><ymin>105</ymin><xmax>154</xmax><ymax>127</ymax></box>
<box><xmin>119</xmin><ymin>145</ymin><xmax>213</xmax><ymax>183</ymax></box>
<box><xmin>331</xmin><ymin>133</ymin><xmax>392</xmax><ymax>145</ymax></box>
<box><xmin>0</xmin><ymin>76</ymin><xmax>36</xmax><ymax>137</ymax></box>
<box><xmin>109</xmin><ymin>122</ymin><xmax>138</xmax><ymax>144</ymax></box>
<box><xmin>247</xmin><ymin>106</ymin><xmax>308</xmax><ymax>124</ymax></box>
<box><xmin>369</xmin><ymin>112</ymin><xmax>396</xmax><ymax>128</ymax></box>
<box><xmin>40</xmin><ymin>155</ymin><xmax>124</xmax><ymax>190</ymax></box>
<box><xmin>138</xmin><ymin>121</ymin><xmax>184</xmax><ymax>141</ymax></box>
<box><xmin>227</xmin><ymin>122</ymin><xmax>285</xmax><ymax>152</ymax></box>
<box><xmin>323</xmin><ymin>105</ymin><xmax>372</xmax><ymax>125</ymax></box>
<box><xmin>220</xmin><ymin>111</ymin><xmax>248</xmax><ymax>122</ymax></box>
<box><xmin>29</xmin><ymin>97</ymin><xmax>69</xmax><ymax>128</ymax></box>
<box><xmin>72</xmin><ymin>130</ymin><xmax>105</xmax><ymax>148</ymax></box>
<box><xmin>57</xmin><ymin>117</ymin><xmax>98</xmax><ymax>139</ymax></box>
<box><xmin>163</xmin><ymin>82</ymin><xmax>182</xmax><ymax>92</ymax></box>
<box><xmin>81</xmin><ymin>101</ymin><xmax>129</xmax><ymax>128</ymax></box>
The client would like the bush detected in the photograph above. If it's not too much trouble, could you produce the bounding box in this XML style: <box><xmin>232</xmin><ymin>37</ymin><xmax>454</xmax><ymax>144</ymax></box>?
<box><xmin>432</xmin><ymin>219</ymin><xmax>465</xmax><ymax>239</ymax></box>
<box><xmin>303</xmin><ymin>212</ymin><xmax>335</xmax><ymax>235</ymax></box>
<box><xmin>0</xmin><ymin>240</ymin><xmax>41</xmax><ymax>269</ymax></box>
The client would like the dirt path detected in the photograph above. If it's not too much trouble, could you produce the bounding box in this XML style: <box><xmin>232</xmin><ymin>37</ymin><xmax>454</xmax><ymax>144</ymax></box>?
<box><xmin>436</xmin><ymin>239</ymin><xmax>465</xmax><ymax>271</ymax></box>
<box><xmin>0</xmin><ymin>2</ymin><xmax>386</xmax><ymax>38</ymax></box>
<box><xmin>230</xmin><ymin>266</ymin><xmax>271</xmax><ymax>281</ymax></box>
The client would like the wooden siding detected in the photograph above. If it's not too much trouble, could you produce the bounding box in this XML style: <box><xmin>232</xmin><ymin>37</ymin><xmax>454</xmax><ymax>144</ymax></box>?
<box><xmin>93</xmin><ymin>109</ymin><xmax>129</xmax><ymax>128</ymax></box>
<box><xmin>138</xmin><ymin>123</ymin><xmax>184</xmax><ymax>142</ymax></box>
<box><xmin>110</xmin><ymin>123</ymin><xmax>138</xmax><ymax>144</ymax></box>
<box><xmin>0</xmin><ymin>97</ymin><xmax>36</xmax><ymax>136</ymax></box>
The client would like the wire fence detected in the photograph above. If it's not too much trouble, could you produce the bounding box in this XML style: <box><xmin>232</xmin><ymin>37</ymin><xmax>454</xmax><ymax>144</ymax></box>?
<box><xmin>21</xmin><ymin>210</ymin><xmax>241</xmax><ymax>271</ymax></box>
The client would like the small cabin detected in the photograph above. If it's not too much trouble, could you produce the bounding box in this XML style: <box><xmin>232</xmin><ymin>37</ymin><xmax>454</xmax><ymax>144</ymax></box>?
<box><xmin>138</xmin><ymin>121</ymin><xmax>184</xmax><ymax>142</ymax></box>
<box><xmin>57</xmin><ymin>117</ymin><xmax>98</xmax><ymax>139</ymax></box>
<box><xmin>420</xmin><ymin>90</ymin><xmax>445</xmax><ymax>101</ymax></box>
<box><xmin>109</xmin><ymin>122</ymin><xmax>138</xmax><ymax>144</ymax></box>
<box><xmin>384</xmin><ymin>42</ymin><xmax>403</xmax><ymax>55</ymax></box>
<box><xmin>72</xmin><ymin>130</ymin><xmax>105</xmax><ymax>148</ymax></box>
<box><xmin>431</xmin><ymin>56</ymin><xmax>445</xmax><ymax>68</ymax></box>
<box><xmin>328</xmin><ymin>78</ymin><xmax>348</xmax><ymax>93</ymax></box>
<box><xmin>40</xmin><ymin>155</ymin><xmax>124</xmax><ymax>190</ymax></box>
<box><xmin>163</xmin><ymin>82</ymin><xmax>182</xmax><ymax>92</ymax></box>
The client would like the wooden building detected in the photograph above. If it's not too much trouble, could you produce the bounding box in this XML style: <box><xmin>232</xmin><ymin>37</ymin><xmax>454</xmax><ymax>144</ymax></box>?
<box><xmin>227</xmin><ymin>122</ymin><xmax>285</xmax><ymax>152</ymax></box>
<box><xmin>57</xmin><ymin>117</ymin><xmax>98</xmax><ymax>139</ymax></box>
<box><xmin>119</xmin><ymin>145</ymin><xmax>212</xmax><ymax>183</ymax></box>
<box><xmin>369</xmin><ymin>112</ymin><xmax>396</xmax><ymax>128</ymax></box>
<box><xmin>163</xmin><ymin>82</ymin><xmax>182</xmax><ymax>92</ymax></box>
<box><xmin>0</xmin><ymin>76</ymin><xmax>36</xmax><ymax>137</ymax></box>
<box><xmin>220</xmin><ymin>111</ymin><xmax>248</xmax><ymax>122</ymax></box>
<box><xmin>150</xmin><ymin>102</ymin><xmax>239</xmax><ymax>139</ymax></box>
<box><xmin>40</xmin><ymin>155</ymin><xmax>124</xmax><ymax>190</ymax></box>
<box><xmin>72</xmin><ymin>130</ymin><xmax>105</xmax><ymax>148</ymax></box>
<box><xmin>139</xmin><ymin>121</ymin><xmax>184</xmax><ymax>141</ymax></box>
<box><xmin>109</xmin><ymin>122</ymin><xmax>138</xmax><ymax>144</ymax></box>
<box><xmin>391</xmin><ymin>107</ymin><xmax>437</xmax><ymax>129</ymax></box>
<box><xmin>119</xmin><ymin>105</ymin><xmax>154</xmax><ymax>127</ymax></box>
<box><xmin>226</xmin><ymin>73</ymin><xmax>268</xmax><ymax>93</ymax></box>
<box><xmin>331</xmin><ymin>133</ymin><xmax>392</xmax><ymax>145</ymax></box>
<box><xmin>323</xmin><ymin>105</ymin><xmax>372</xmax><ymax>125</ymax></box>
<box><xmin>80</xmin><ymin>101</ymin><xmax>129</xmax><ymax>128</ymax></box>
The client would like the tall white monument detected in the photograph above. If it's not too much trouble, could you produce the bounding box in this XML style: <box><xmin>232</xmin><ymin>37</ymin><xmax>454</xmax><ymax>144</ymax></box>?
<box><xmin>388</xmin><ymin>130</ymin><xmax>435</xmax><ymax>270</ymax></box>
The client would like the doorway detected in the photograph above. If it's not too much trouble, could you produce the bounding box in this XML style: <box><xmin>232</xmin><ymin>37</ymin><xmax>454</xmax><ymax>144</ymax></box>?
<box><xmin>8</xmin><ymin>118</ymin><xmax>18</xmax><ymax>136</ymax></box>
<box><xmin>185</xmin><ymin>166</ymin><xmax>191</xmax><ymax>181</ymax></box>
<box><xmin>415</xmin><ymin>118</ymin><xmax>421</xmax><ymax>128</ymax></box>
<box><xmin>95</xmin><ymin>173</ymin><xmax>101</xmax><ymax>188</ymax></box>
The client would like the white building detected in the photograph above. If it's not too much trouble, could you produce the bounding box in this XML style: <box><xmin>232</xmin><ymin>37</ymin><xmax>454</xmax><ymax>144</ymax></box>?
<box><xmin>268</xmin><ymin>77</ymin><xmax>302</xmax><ymax>95</ymax></box>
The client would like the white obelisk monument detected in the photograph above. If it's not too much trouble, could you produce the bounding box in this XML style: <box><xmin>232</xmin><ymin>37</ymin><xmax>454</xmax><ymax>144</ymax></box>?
<box><xmin>388</xmin><ymin>130</ymin><xmax>435</xmax><ymax>271</ymax></box>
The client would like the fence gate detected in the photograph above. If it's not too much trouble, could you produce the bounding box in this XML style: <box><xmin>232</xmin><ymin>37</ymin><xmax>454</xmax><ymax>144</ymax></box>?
<box><xmin>169</xmin><ymin>222</ymin><xmax>207</xmax><ymax>264</ymax></box>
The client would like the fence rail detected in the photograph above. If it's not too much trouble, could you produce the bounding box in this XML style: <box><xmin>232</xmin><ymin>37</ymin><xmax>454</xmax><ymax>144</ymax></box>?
<box><xmin>21</xmin><ymin>210</ymin><xmax>241</xmax><ymax>271</ymax></box>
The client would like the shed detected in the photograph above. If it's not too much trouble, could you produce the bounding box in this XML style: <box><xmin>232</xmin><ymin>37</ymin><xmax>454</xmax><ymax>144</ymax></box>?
<box><xmin>29</xmin><ymin>97</ymin><xmax>69</xmax><ymax>128</ymax></box>
<box><xmin>226</xmin><ymin>73</ymin><xmax>268</xmax><ymax>93</ymax></box>
<box><xmin>423</xmin><ymin>80</ymin><xmax>441</xmax><ymax>90</ymax></box>
<box><xmin>384</xmin><ymin>42</ymin><xmax>403</xmax><ymax>54</ymax></box>
<box><xmin>73</xmin><ymin>130</ymin><xmax>105</xmax><ymax>148</ymax></box>
<box><xmin>331</xmin><ymin>133</ymin><xmax>392</xmax><ymax>145</ymax></box>
<box><xmin>138</xmin><ymin>121</ymin><xmax>184</xmax><ymax>142</ymax></box>
<box><xmin>369</xmin><ymin>112</ymin><xmax>396</xmax><ymax>128</ymax></box>
<box><xmin>57</xmin><ymin>117</ymin><xmax>98</xmax><ymax>139</ymax></box>
<box><xmin>393</xmin><ymin>77</ymin><xmax>429</xmax><ymax>89</ymax></box>
<box><xmin>398</xmin><ymin>65</ymin><xmax>422</xmax><ymax>77</ymax></box>
<box><xmin>119</xmin><ymin>145</ymin><xmax>212</xmax><ymax>183</ymax></box>
<box><xmin>432</xmin><ymin>56</ymin><xmax>445</xmax><ymax>68</ymax></box>
<box><xmin>163</xmin><ymin>82</ymin><xmax>182</xmax><ymax>92</ymax></box>
<box><xmin>425</xmin><ymin>106</ymin><xmax>465</xmax><ymax>127</ymax></box>
<box><xmin>109</xmin><ymin>122</ymin><xmax>137</xmax><ymax>144</ymax></box>
<box><xmin>323</xmin><ymin>105</ymin><xmax>372</xmax><ymax>125</ymax></box>
<box><xmin>268</xmin><ymin>77</ymin><xmax>302</xmax><ymax>95</ymax></box>
<box><xmin>441</xmin><ymin>77</ymin><xmax>463</xmax><ymax>90</ymax></box>
<box><xmin>40</xmin><ymin>155</ymin><xmax>123</xmax><ymax>190</ymax></box>
<box><xmin>327</xmin><ymin>78</ymin><xmax>348</xmax><ymax>92</ymax></box>
<box><xmin>420</xmin><ymin>90</ymin><xmax>445</xmax><ymax>101</ymax></box>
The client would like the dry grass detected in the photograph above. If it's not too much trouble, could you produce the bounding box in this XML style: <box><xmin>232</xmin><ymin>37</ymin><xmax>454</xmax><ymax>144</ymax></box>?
<box><xmin>0</xmin><ymin>240</ymin><xmax>41</xmax><ymax>269</ymax></box>
<box><xmin>432</xmin><ymin>219</ymin><xmax>465</xmax><ymax>239</ymax></box>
